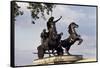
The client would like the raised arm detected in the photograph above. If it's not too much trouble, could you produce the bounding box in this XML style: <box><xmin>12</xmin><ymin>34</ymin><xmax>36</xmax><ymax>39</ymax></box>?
<box><xmin>54</xmin><ymin>16</ymin><xmax>62</xmax><ymax>23</ymax></box>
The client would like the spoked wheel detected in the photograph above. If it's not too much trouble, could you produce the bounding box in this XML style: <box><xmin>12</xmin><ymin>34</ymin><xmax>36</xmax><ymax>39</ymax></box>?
<box><xmin>37</xmin><ymin>45</ymin><xmax>44</xmax><ymax>59</ymax></box>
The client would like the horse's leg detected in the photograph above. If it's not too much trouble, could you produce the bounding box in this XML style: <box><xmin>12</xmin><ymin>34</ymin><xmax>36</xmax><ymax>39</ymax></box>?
<box><xmin>56</xmin><ymin>47</ymin><xmax>64</xmax><ymax>56</ymax></box>
<box><xmin>48</xmin><ymin>49</ymin><xmax>51</xmax><ymax>57</ymax></box>
<box><xmin>60</xmin><ymin>47</ymin><xmax>64</xmax><ymax>56</ymax></box>
<box><xmin>52</xmin><ymin>49</ymin><xmax>56</xmax><ymax>56</ymax></box>
<box><xmin>77</xmin><ymin>38</ymin><xmax>83</xmax><ymax>45</ymax></box>
<box><xmin>66</xmin><ymin>50</ymin><xmax>71</xmax><ymax>55</ymax></box>
<box><xmin>65</xmin><ymin>46</ymin><xmax>71</xmax><ymax>55</ymax></box>
<box><xmin>44</xmin><ymin>39</ymin><xmax>51</xmax><ymax>57</ymax></box>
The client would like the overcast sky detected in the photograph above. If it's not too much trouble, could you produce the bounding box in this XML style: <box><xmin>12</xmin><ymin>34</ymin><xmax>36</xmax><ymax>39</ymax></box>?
<box><xmin>14</xmin><ymin>2</ymin><xmax>97</xmax><ymax>66</ymax></box>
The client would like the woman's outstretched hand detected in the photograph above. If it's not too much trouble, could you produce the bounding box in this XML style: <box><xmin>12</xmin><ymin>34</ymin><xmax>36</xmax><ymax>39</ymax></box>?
<box><xmin>60</xmin><ymin>16</ymin><xmax>62</xmax><ymax>18</ymax></box>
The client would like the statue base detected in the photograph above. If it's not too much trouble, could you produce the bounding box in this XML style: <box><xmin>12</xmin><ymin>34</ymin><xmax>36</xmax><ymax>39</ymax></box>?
<box><xmin>33</xmin><ymin>55</ymin><xmax>83</xmax><ymax>65</ymax></box>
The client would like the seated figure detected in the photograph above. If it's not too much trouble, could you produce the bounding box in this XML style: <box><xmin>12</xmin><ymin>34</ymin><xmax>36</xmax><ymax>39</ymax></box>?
<box><xmin>40</xmin><ymin>29</ymin><xmax>49</xmax><ymax>45</ymax></box>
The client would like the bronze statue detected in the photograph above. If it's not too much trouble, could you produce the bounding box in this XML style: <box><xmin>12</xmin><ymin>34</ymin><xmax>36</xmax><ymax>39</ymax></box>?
<box><xmin>40</xmin><ymin>29</ymin><xmax>48</xmax><ymax>45</ymax></box>
<box><xmin>60</xmin><ymin>22</ymin><xmax>83</xmax><ymax>55</ymax></box>
<box><xmin>37</xmin><ymin>16</ymin><xmax>63</xmax><ymax>59</ymax></box>
<box><xmin>47</xmin><ymin>16</ymin><xmax>62</xmax><ymax>34</ymax></box>
<box><xmin>37</xmin><ymin>17</ymin><xmax>83</xmax><ymax>59</ymax></box>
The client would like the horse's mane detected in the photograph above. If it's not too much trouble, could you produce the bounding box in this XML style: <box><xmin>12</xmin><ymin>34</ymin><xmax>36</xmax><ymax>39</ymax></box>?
<box><xmin>68</xmin><ymin>23</ymin><xmax>72</xmax><ymax>34</ymax></box>
<box><xmin>68</xmin><ymin>23</ymin><xmax>76</xmax><ymax>34</ymax></box>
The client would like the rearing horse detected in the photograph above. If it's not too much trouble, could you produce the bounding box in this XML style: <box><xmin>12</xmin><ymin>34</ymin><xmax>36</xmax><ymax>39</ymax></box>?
<box><xmin>60</xmin><ymin>22</ymin><xmax>83</xmax><ymax>55</ymax></box>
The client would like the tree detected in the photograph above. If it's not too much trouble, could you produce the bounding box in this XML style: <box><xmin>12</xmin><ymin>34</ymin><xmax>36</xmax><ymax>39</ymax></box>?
<box><xmin>11</xmin><ymin>2</ymin><xmax>23</xmax><ymax>22</ymax></box>
<box><xmin>27</xmin><ymin>2</ymin><xmax>55</xmax><ymax>24</ymax></box>
<box><xmin>12</xmin><ymin>2</ymin><xmax>55</xmax><ymax>24</ymax></box>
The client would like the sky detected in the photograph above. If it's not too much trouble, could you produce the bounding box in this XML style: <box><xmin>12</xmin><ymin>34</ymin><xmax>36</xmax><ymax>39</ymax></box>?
<box><xmin>14</xmin><ymin>2</ymin><xmax>97</xmax><ymax>66</ymax></box>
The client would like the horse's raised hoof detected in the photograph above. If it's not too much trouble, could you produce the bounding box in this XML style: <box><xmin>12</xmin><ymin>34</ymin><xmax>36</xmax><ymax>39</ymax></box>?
<box><xmin>78</xmin><ymin>39</ymin><xmax>83</xmax><ymax>45</ymax></box>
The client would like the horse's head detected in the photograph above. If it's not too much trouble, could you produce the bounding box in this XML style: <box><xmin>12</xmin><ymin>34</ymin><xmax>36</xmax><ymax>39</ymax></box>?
<box><xmin>70</xmin><ymin>22</ymin><xmax>79</xmax><ymax>29</ymax></box>
<box><xmin>68</xmin><ymin>22</ymin><xmax>79</xmax><ymax>35</ymax></box>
